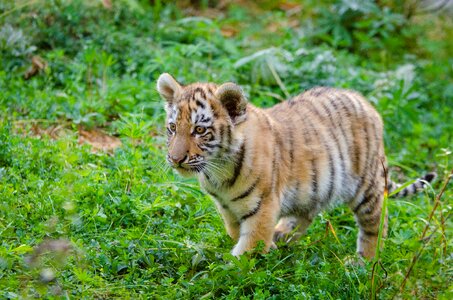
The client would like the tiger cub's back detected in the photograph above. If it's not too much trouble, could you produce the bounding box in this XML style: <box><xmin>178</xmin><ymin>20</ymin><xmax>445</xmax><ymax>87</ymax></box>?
<box><xmin>269</xmin><ymin>87</ymin><xmax>385</xmax><ymax>208</ymax></box>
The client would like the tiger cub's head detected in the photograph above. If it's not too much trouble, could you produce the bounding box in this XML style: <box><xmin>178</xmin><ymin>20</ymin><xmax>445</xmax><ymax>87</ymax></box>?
<box><xmin>157</xmin><ymin>73</ymin><xmax>247</xmax><ymax>176</ymax></box>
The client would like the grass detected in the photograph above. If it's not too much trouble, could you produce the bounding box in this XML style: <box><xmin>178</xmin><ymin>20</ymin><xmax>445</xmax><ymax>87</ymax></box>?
<box><xmin>0</xmin><ymin>1</ymin><xmax>452</xmax><ymax>298</ymax></box>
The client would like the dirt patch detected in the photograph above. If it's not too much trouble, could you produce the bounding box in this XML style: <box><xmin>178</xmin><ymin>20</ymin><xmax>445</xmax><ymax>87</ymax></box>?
<box><xmin>78</xmin><ymin>128</ymin><xmax>122</xmax><ymax>153</ymax></box>
<box><xmin>13</xmin><ymin>121</ymin><xmax>122</xmax><ymax>153</ymax></box>
<box><xmin>13</xmin><ymin>121</ymin><xmax>70</xmax><ymax>139</ymax></box>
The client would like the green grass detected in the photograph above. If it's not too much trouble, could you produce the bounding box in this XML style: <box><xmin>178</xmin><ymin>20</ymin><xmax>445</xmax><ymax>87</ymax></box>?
<box><xmin>1</xmin><ymin>1</ymin><xmax>452</xmax><ymax>298</ymax></box>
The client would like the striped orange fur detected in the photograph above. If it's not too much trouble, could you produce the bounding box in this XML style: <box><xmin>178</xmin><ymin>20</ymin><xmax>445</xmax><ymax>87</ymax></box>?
<box><xmin>157</xmin><ymin>73</ymin><xmax>436</xmax><ymax>259</ymax></box>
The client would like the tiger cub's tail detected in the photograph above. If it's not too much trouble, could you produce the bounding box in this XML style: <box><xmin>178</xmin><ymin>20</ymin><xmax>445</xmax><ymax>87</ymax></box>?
<box><xmin>388</xmin><ymin>172</ymin><xmax>437</xmax><ymax>198</ymax></box>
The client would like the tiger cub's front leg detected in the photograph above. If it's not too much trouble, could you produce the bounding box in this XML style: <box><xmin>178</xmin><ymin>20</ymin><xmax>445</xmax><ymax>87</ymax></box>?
<box><xmin>215</xmin><ymin>201</ymin><xmax>240</xmax><ymax>241</ymax></box>
<box><xmin>231</xmin><ymin>194</ymin><xmax>280</xmax><ymax>256</ymax></box>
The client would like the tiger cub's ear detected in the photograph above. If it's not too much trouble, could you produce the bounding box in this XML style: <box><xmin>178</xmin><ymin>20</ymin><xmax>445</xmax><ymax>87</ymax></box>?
<box><xmin>157</xmin><ymin>73</ymin><xmax>182</xmax><ymax>104</ymax></box>
<box><xmin>215</xmin><ymin>82</ymin><xmax>247</xmax><ymax>125</ymax></box>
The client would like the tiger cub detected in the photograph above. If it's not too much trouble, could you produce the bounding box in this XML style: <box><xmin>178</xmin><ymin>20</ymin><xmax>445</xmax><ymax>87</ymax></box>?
<box><xmin>157</xmin><ymin>73</ymin><xmax>436</xmax><ymax>259</ymax></box>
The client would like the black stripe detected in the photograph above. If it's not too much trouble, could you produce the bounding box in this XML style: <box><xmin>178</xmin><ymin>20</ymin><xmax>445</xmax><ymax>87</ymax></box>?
<box><xmin>358</xmin><ymin>112</ymin><xmax>375</xmax><ymax>192</ymax></box>
<box><xmin>353</xmin><ymin>95</ymin><xmax>374</xmax><ymax>180</ymax></box>
<box><xmin>260</xmin><ymin>113</ymin><xmax>273</xmax><ymax>131</ymax></box>
<box><xmin>261</xmin><ymin>111</ymin><xmax>280</xmax><ymax>193</ymax></box>
<box><xmin>198</xmin><ymin>112</ymin><xmax>211</xmax><ymax>123</ymax></box>
<box><xmin>320</xmin><ymin>100</ymin><xmax>347</xmax><ymax>189</ymax></box>
<box><xmin>205</xmin><ymin>188</ymin><xmax>230</xmax><ymax>211</ymax></box>
<box><xmin>288</xmin><ymin>126</ymin><xmax>295</xmax><ymax>165</ymax></box>
<box><xmin>409</xmin><ymin>183</ymin><xmax>416</xmax><ymax>194</ymax></box>
<box><xmin>343</xmin><ymin>91</ymin><xmax>359</xmax><ymax>110</ymax></box>
<box><xmin>335</xmin><ymin>96</ymin><xmax>361</xmax><ymax>197</ymax></box>
<box><xmin>272</xmin><ymin>128</ymin><xmax>283</xmax><ymax>191</ymax></box>
<box><xmin>347</xmin><ymin>99</ymin><xmax>361</xmax><ymax>176</ymax></box>
<box><xmin>363</xmin><ymin>212</ymin><xmax>382</xmax><ymax>225</ymax></box>
<box><xmin>281</xmin><ymin>183</ymin><xmax>306</xmax><ymax>216</ymax></box>
<box><xmin>205</xmin><ymin>188</ymin><xmax>220</xmax><ymax>200</ymax></box>
<box><xmin>225</xmin><ymin>141</ymin><xmax>245</xmax><ymax>187</ymax></box>
<box><xmin>219</xmin><ymin>124</ymin><xmax>226</xmax><ymax>145</ymax></box>
<box><xmin>354</xmin><ymin>195</ymin><xmax>376</xmax><ymax>215</ymax></box>
<box><xmin>203</xmin><ymin>171</ymin><xmax>211</xmax><ymax>181</ymax></box>
<box><xmin>202</xmin><ymin>142</ymin><xmax>219</xmax><ymax>149</ymax></box>
<box><xmin>231</xmin><ymin>178</ymin><xmax>260</xmax><ymax>201</ymax></box>
<box><xmin>200</xmin><ymin>131</ymin><xmax>213</xmax><ymax>139</ymax></box>
<box><xmin>293</xmin><ymin>109</ymin><xmax>318</xmax><ymax>202</ymax></box>
<box><xmin>423</xmin><ymin>173</ymin><xmax>436</xmax><ymax>182</ymax></box>
<box><xmin>311</xmin><ymin>159</ymin><xmax>318</xmax><ymax>197</ymax></box>
<box><xmin>199</xmin><ymin>144</ymin><xmax>220</xmax><ymax>152</ymax></box>
<box><xmin>197</xmin><ymin>113</ymin><xmax>208</xmax><ymax>123</ymax></box>
<box><xmin>325</xmin><ymin>96</ymin><xmax>351</xmax><ymax>157</ymax></box>
<box><xmin>240</xmin><ymin>199</ymin><xmax>262</xmax><ymax>221</ymax></box>
<box><xmin>362</xmin><ymin>230</ymin><xmax>378</xmax><ymax>237</ymax></box>
<box><xmin>271</xmin><ymin>146</ymin><xmax>278</xmax><ymax>190</ymax></box>
<box><xmin>343</xmin><ymin>94</ymin><xmax>366</xmax><ymax>178</ymax></box>
<box><xmin>326</xmin><ymin>151</ymin><xmax>335</xmax><ymax>202</ymax></box>
<box><xmin>353</xmin><ymin>182</ymin><xmax>375</xmax><ymax>213</ymax></box>
<box><xmin>294</xmin><ymin>181</ymin><xmax>301</xmax><ymax>197</ymax></box>
<box><xmin>310</xmin><ymin>87</ymin><xmax>329</xmax><ymax>97</ymax></box>
<box><xmin>332</xmin><ymin>95</ymin><xmax>352</xmax><ymax>133</ymax></box>
<box><xmin>219</xmin><ymin>124</ymin><xmax>230</xmax><ymax>151</ymax></box>
<box><xmin>305</xmin><ymin>101</ymin><xmax>335</xmax><ymax>203</ymax></box>
<box><xmin>354</xmin><ymin>160</ymin><xmax>383</xmax><ymax>206</ymax></box>
<box><xmin>199</xmin><ymin>116</ymin><xmax>211</xmax><ymax>123</ymax></box>
<box><xmin>368</xmin><ymin>120</ymin><xmax>380</xmax><ymax>180</ymax></box>
<box><xmin>193</xmin><ymin>87</ymin><xmax>206</xmax><ymax>100</ymax></box>
<box><xmin>207</xmin><ymin>85</ymin><xmax>216</xmax><ymax>96</ymax></box>
<box><xmin>299</xmin><ymin>113</ymin><xmax>319</xmax><ymax>202</ymax></box>
<box><xmin>195</xmin><ymin>99</ymin><xmax>206</xmax><ymax>109</ymax></box>
<box><xmin>400</xmin><ymin>187</ymin><xmax>408</xmax><ymax>198</ymax></box>
<box><xmin>226</xmin><ymin>125</ymin><xmax>232</xmax><ymax>146</ymax></box>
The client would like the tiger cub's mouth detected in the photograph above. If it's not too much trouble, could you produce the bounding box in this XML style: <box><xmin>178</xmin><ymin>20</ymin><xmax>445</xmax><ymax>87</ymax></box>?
<box><xmin>167</xmin><ymin>159</ymin><xmax>206</xmax><ymax>174</ymax></box>
<box><xmin>184</xmin><ymin>162</ymin><xmax>206</xmax><ymax>173</ymax></box>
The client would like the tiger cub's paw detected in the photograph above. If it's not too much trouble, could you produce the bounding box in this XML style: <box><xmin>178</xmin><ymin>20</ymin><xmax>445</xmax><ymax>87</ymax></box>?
<box><xmin>270</xmin><ymin>241</ymin><xmax>278</xmax><ymax>250</ymax></box>
<box><xmin>274</xmin><ymin>217</ymin><xmax>299</xmax><ymax>243</ymax></box>
<box><xmin>273</xmin><ymin>230</ymin><xmax>288</xmax><ymax>243</ymax></box>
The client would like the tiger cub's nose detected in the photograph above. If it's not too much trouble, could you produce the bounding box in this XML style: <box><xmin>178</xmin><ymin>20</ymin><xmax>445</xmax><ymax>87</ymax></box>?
<box><xmin>169</xmin><ymin>154</ymin><xmax>188</xmax><ymax>165</ymax></box>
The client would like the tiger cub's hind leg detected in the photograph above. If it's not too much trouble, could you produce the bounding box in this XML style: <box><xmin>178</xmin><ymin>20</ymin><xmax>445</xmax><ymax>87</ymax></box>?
<box><xmin>351</xmin><ymin>187</ymin><xmax>388</xmax><ymax>259</ymax></box>
<box><xmin>274</xmin><ymin>216</ymin><xmax>313</xmax><ymax>243</ymax></box>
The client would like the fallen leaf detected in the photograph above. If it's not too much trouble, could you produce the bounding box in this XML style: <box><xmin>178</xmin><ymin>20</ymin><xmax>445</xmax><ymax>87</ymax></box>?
<box><xmin>221</xmin><ymin>26</ymin><xmax>238</xmax><ymax>37</ymax></box>
<box><xmin>24</xmin><ymin>56</ymin><xmax>48</xmax><ymax>80</ymax></box>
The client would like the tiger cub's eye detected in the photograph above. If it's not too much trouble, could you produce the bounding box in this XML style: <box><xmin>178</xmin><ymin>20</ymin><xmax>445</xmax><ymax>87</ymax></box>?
<box><xmin>195</xmin><ymin>126</ymin><xmax>206</xmax><ymax>134</ymax></box>
<box><xmin>169</xmin><ymin>123</ymin><xmax>176</xmax><ymax>132</ymax></box>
